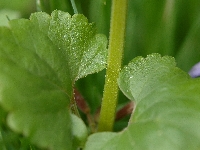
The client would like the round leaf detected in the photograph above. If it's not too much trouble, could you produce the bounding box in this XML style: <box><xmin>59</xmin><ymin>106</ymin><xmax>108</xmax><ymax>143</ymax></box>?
<box><xmin>0</xmin><ymin>10</ymin><xmax>107</xmax><ymax>149</ymax></box>
<box><xmin>85</xmin><ymin>54</ymin><xmax>200</xmax><ymax>150</ymax></box>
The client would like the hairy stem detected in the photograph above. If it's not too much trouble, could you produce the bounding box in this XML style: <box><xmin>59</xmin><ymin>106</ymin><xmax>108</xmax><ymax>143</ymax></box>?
<box><xmin>98</xmin><ymin>0</ymin><xmax>128</xmax><ymax>131</ymax></box>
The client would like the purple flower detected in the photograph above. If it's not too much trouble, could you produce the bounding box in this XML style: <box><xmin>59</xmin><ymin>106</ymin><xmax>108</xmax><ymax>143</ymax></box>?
<box><xmin>189</xmin><ymin>62</ymin><xmax>200</xmax><ymax>78</ymax></box>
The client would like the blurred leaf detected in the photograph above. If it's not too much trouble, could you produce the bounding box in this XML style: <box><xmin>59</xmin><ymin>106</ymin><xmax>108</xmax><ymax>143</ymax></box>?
<box><xmin>0</xmin><ymin>0</ymin><xmax>36</xmax><ymax>17</ymax></box>
<box><xmin>176</xmin><ymin>16</ymin><xmax>200</xmax><ymax>71</ymax></box>
<box><xmin>36</xmin><ymin>0</ymin><xmax>73</xmax><ymax>14</ymax></box>
<box><xmin>87</xmin><ymin>0</ymin><xmax>111</xmax><ymax>37</ymax></box>
<box><xmin>0</xmin><ymin>9</ymin><xmax>20</xmax><ymax>27</ymax></box>
<box><xmin>0</xmin><ymin>127</ymin><xmax>21</xmax><ymax>150</ymax></box>
<box><xmin>75</xmin><ymin>71</ymin><xmax>105</xmax><ymax>113</ymax></box>
<box><xmin>71</xmin><ymin>114</ymin><xmax>88</xmax><ymax>149</ymax></box>
<box><xmin>0</xmin><ymin>10</ymin><xmax>107</xmax><ymax>149</ymax></box>
<box><xmin>124</xmin><ymin>0</ymin><xmax>200</xmax><ymax>68</ymax></box>
<box><xmin>85</xmin><ymin>54</ymin><xmax>200</xmax><ymax>150</ymax></box>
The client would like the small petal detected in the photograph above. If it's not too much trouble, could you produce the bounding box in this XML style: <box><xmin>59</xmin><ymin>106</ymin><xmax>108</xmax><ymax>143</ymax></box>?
<box><xmin>189</xmin><ymin>62</ymin><xmax>200</xmax><ymax>78</ymax></box>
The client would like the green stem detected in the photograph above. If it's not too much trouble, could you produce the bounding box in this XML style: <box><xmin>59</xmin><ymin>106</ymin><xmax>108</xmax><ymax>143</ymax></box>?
<box><xmin>70</xmin><ymin>0</ymin><xmax>78</xmax><ymax>14</ymax></box>
<box><xmin>98</xmin><ymin>0</ymin><xmax>128</xmax><ymax>132</ymax></box>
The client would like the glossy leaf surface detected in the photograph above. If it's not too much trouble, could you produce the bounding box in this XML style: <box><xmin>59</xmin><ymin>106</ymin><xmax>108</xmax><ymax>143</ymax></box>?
<box><xmin>85</xmin><ymin>54</ymin><xmax>200</xmax><ymax>150</ymax></box>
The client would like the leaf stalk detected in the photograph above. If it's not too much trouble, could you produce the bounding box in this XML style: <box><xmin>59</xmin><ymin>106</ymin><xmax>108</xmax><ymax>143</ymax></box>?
<box><xmin>98</xmin><ymin>0</ymin><xmax>128</xmax><ymax>131</ymax></box>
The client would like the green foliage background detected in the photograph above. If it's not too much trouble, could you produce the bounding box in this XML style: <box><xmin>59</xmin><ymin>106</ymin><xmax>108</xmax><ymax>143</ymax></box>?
<box><xmin>1</xmin><ymin>0</ymin><xmax>200</xmax><ymax>128</ymax></box>
<box><xmin>73</xmin><ymin>0</ymin><xmax>200</xmax><ymax>129</ymax></box>
<box><xmin>1</xmin><ymin>0</ymin><xmax>200</xmax><ymax>68</ymax></box>
<box><xmin>1</xmin><ymin>0</ymin><xmax>200</xmax><ymax>149</ymax></box>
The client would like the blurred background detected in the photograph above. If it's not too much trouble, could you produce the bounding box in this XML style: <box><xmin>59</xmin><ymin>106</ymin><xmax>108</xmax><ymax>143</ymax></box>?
<box><xmin>1</xmin><ymin>0</ymin><xmax>200</xmax><ymax>130</ymax></box>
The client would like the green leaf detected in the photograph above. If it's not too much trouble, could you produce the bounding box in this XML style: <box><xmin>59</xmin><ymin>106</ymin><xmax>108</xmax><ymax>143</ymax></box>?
<box><xmin>85</xmin><ymin>53</ymin><xmax>200</xmax><ymax>150</ymax></box>
<box><xmin>176</xmin><ymin>16</ymin><xmax>200</xmax><ymax>71</ymax></box>
<box><xmin>0</xmin><ymin>127</ymin><xmax>21</xmax><ymax>150</ymax></box>
<box><xmin>71</xmin><ymin>114</ymin><xmax>88</xmax><ymax>149</ymax></box>
<box><xmin>0</xmin><ymin>9</ymin><xmax>20</xmax><ymax>27</ymax></box>
<box><xmin>0</xmin><ymin>10</ymin><xmax>107</xmax><ymax>149</ymax></box>
<box><xmin>36</xmin><ymin>0</ymin><xmax>73</xmax><ymax>15</ymax></box>
<box><xmin>0</xmin><ymin>0</ymin><xmax>35</xmax><ymax>17</ymax></box>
